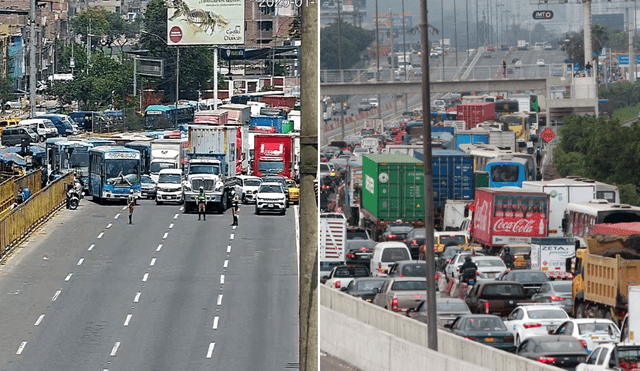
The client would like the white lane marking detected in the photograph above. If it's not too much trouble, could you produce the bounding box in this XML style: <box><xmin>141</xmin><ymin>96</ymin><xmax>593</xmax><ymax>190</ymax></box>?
<box><xmin>52</xmin><ymin>290</ymin><xmax>61</xmax><ymax>301</ymax></box>
<box><xmin>122</xmin><ymin>206</ymin><xmax>127</xmax><ymax>211</ymax></box>
<box><xmin>213</xmin><ymin>316</ymin><xmax>219</xmax><ymax>330</ymax></box>
<box><xmin>174</xmin><ymin>214</ymin><xmax>179</xmax><ymax>219</ymax></box>
<box><xmin>88</xmin><ymin>244</ymin><xmax>95</xmax><ymax>251</ymax></box>
<box><xmin>150</xmin><ymin>258</ymin><xmax>156</xmax><ymax>266</ymax></box>
<box><xmin>142</xmin><ymin>273</ymin><xmax>149</xmax><ymax>282</ymax></box>
<box><xmin>106</xmin><ymin>223</ymin><xmax>112</xmax><ymax>229</ymax></box>
<box><xmin>34</xmin><ymin>315</ymin><xmax>45</xmax><ymax>326</ymax></box>
<box><xmin>169</xmin><ymin>223</ymin><xmax>174</xmax><ymax>229</ymax></box>
<box><xmin>114</xmin><ymin>214</ymin><xmax>120</xmax><ymax>219</ymax></box>
<box><xmin>295</xmin><ymin>205</ymin><xmax>300</xmax><ymax>292</ymax></box>
<box><xmin>97</xmin><ymin>232</ymin><xmax>104</xmax><ymax>239</ymax></box>
<box><xmin>180</xmin><ymin>206</ymin><xmax>184</xmax><ymax>211</ymax></box>
<box><xmin>163</xmin><ymin>232</ymin><xmax>168</xmax><ymax>239</ymax></box>
<box><xmin>233</xmin><ymin>226</ymin><xmax>237</xmax><ymax>230</ymax></box>
<box><xmin>65</xmin><ymin>273</ymin><xmax>73</xmax><ymax>282</ymax></box>
<box><xmin>217</xmin><ymin>294</ymin><xmax>223</xmax><ymax>306</ymax></box>
<box><xmin>227</xmin><ymin>246</ymin><xmax>231</xmax><ymax>253</ymax></box>
<box><xmin>156</xmin><ymin>244</ymin><xmax>163</xmax><ymax>252</ymax></box>
<box><xmin>77</xmin><ymin>258</ymin><xmax>84</xmax><ymax>266</ymax></box>
<box><xmin>110</xmin><ymin>342</ymin><xmax>120</xmax><ymax>356</ymax></box>
<box><xmin>223</xmin><ymin>260</ymin><xmax>228</xmax><ymax>268</ymax></box>
<box><xmin>220</xmin><ymin>275</ymin><xmax>225</xmax><ymax>284</ymax></box>
<box><xmin>206</xmin><ymin>343</ymin><xmax>215</xmax><ymax>358</ymax></box>
<box><xmin>16</xmin><ymin>341</ymin><xmax>27</xmax><ymax>355</ymax></box>
<box><xmin>230</xmin><ymin>234</ymin><xmax>234</xmax><ymax>240</ymax></box>
<box><xmin>124</xmin><ymin>314</ymin><xmax>132</xmax><ymax>327</ymax></box>
<box><xmin>134</xmin><ymin>292</ymin><xmax>141</xmax><ymax>303</ymax></box>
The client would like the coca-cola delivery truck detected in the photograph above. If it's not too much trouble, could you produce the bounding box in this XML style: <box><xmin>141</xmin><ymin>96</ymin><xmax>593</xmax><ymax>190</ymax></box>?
<box><xmin>253</xmin><ymin>134</ymin><xmax>295</xmax><ymax>179</ymax></box>
<box><xmin>472</xmin><ymin>187</ymin><xmax>549</xmax><ymax>254</ymax></box>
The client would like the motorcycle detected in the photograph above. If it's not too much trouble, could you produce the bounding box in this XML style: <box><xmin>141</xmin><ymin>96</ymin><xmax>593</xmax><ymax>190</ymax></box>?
<box><xmin>461</xmin><ymin>267</ymin><xmax>478</xmax><ymax>286</ymax></box>
<box><xmin>67</xmin><ymin>188</ymin><xmax>80</xmax><ymax>210</ymax></box>
<box><xmin>74</xmin><ymin>178</ymin><xmax>85</xmax><ymax>200</ymax></box>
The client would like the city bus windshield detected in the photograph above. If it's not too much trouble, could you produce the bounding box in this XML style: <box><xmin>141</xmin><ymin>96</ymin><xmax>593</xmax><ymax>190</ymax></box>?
<box><xmin>105</xmin><ymin>159</ymin><xmax>140</xmax><ymax>187</ymax></box>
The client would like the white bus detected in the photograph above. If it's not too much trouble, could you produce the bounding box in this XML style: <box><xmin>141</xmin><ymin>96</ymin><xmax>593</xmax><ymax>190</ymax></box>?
<box><xmin>562</xmin><ymin>200</ymin><xmax>640</xmax><ymax>246</ymax></box>
<box><xmin>322</xmin><ymin>96</ymin><xmax>332</xmax><ymax>122</ymax></box>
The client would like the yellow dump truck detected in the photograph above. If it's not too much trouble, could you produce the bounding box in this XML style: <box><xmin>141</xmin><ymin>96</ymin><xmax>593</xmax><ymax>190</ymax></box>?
<box><xmin>572</xmin><ymin>234</ymin><xmax>640</xmax><ymax>324</ymax></box>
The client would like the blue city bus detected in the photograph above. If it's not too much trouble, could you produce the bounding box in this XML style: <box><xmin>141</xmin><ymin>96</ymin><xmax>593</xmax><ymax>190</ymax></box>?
<box><xmin>486</xmin><ymin>156</ymin><xmax>533</xmax><ymax>188</ymax></box>
<box><xmin>124</xmin><ymin>141</ymin><xmax>152</xmax><ymax>174</ymax></box>
<box><xmin>88</xmin><ymin>146</ymin><xmax>142</xmax><ymax>203</ymax></box>
<box><xmin>86</xmin><ymin>138</ymin><xmax>116</xmax><ymax>147</ymax></box>
<box><xmin>144</xmin><ymin>104</ymin><xmax>195</xmax><ymax>129</ymax></box>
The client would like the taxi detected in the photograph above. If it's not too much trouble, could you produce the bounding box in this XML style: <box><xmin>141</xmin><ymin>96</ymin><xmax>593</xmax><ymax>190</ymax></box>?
<box><xmin>285</xmin><ymin>178</ymin><xmax>300</xmax><ymax>204</ymax></box>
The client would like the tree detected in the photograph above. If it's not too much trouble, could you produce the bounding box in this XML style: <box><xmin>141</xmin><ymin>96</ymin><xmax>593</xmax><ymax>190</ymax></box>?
<box><xmin>0</xmin><ymin>75</ymin><xmax>15</xmax><ymax>112</ymax></box>
<box><xmin>561</xmin><ymin>25</ymin><xmax>626</xmax><ymax>68</ymax></box>
<box><xmin>320</xmin><ymin>22</ymin><xmax>374</xmax><ymax>70</ymax></box>
<box><xmin>70</xmin><ymin>8</ymin><xmax>139</xmax><ymax>58</ymax></box>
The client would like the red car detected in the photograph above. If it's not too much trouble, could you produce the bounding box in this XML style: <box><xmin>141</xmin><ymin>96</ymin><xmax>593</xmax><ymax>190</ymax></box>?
<box><xmin>486</xmin><ymin>46</ymin><xmax>495</xmax><ymax>51</ymax></box>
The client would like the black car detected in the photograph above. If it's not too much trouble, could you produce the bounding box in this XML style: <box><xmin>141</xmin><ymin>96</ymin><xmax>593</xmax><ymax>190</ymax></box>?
<box><xmin>511</xmin><ymin>57</ymin><xmax>520</xmax><ymax>63</ymax></box>
<box><xmin>382</xmin><ymin>223</ymin><xmax>414</xmax><ymax>242</ymax></box>
<box><xmin>436</xmin><ymin>246</ymin><xmax>460</xmax><ymax>272</ymax></box>
<box><xmin>342</xmin><ymin>277</ymin><xmax>387</xmax><ymax>302</ymax></box>
<box><xmin>321</xmin><ymin>146</ymin><xmax>340</xmax><ymax>158</ymax></box>
<box><xmin>444</xmin><ymin>314</ymin><xmax>515</xmax><ymax>351</ymax></box>
<box><xmin>403</xmin><ymin>228</ymin><xmax>426</xmax><ymax>260</ymax></box>
<box><xmin>496</xmin><ymin>269</ymin><xmax>550</xmax><ymax>297</ymax></box>
<box><xmin>515</xmin><ymin>335</ymin><xmax>588</xmax><ymax>369</ymax></box>
<box><xmin>345</xmin><ymin>239</ymin><xmax>376</xmax><ymax>266</ymax></box>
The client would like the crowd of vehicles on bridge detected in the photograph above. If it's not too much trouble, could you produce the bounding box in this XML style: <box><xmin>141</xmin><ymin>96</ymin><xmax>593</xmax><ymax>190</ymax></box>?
<box><xmin>320</xmin><ymin>96</ymin><xmax>640</xmax><ymax>369</ymax></box>
<box><xmin>2</xmin><ymin>94</ymin><xmax>301</xmax><ymax>217</ymax></box>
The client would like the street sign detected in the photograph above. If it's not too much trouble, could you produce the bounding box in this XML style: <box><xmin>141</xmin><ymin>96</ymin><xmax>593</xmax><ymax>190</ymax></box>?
<box><xmin>616</xmin><ymin>55</ymin><xmax>640</xmax><ymax>66</ymax></box>
<box><xmin>219</xmin><ymin>48</ymin><xmax>245</xmax><ymax>60</ymax></box>
<box><xmin>541</xmin><ymin>128</ymin><xmax>556</xmax><ymax>143</ymax></box>
<box><xmin>599</xmin><ymin>99</ymin><xmax>609</xmax><ymax>105</ymax></box>
<box><xmin>532</xmin><ymin>10</ymin><xmax>554</xmax><ymax>20</ymax></box>
<box><xmin>138</xmin><ymin>58</ymin><xmax>164</xmax><ymax>78</ymax></box>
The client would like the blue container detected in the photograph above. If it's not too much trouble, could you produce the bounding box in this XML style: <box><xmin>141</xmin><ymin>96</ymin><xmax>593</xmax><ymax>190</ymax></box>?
<box><xmin>249</xmin><ymin>115</ymin><xmax>285</xmax><ymax>132</ymax></box>
<box><xmin>455</xmin><ymin>132</ymin><xmax>489</xmax><ymax>149</ymax></box>
<box><xmin>414</xmin><ymin>149</ymin><xmax>474</xmax><ymax>207</ymax></box>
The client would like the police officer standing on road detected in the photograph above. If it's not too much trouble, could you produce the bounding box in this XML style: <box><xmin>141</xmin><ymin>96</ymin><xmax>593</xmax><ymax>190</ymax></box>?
<box><xmin>127</xmin><ymin>190</ymin><xmax>135</xmax><ymax>224</ymax></box>
<box><xmin>231</xmin><ymin>191</ymin><xmax>240</xmax><ymax>226</ymax></box>
<box><xmin>197</xmin><ymin>187</ymin><xmax>207</xmax><ymax>221</ymax></box>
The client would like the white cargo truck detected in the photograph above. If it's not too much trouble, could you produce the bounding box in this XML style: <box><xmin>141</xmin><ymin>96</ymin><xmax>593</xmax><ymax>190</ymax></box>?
<box><xmin>522</xmin><ymin>178</ymin><xmax>620</xmax><ymax>237</ymax></box>
<box><xmin>150</xmin><ymin>139</ymin><xmax>183</xmax><ymax>183</ymax></box>
<box><xmin>529</xmin><ymin>237</ymin><xmax>576</xmax><ymax>273</ymax></box>
<box><xmin>443</xmin><ymin>200</ymin><xmax>473</xmax><ymax>231</ymax></box>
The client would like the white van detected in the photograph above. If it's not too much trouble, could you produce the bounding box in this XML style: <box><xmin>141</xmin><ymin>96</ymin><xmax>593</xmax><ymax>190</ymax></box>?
<box><xmin>18</xmin><ymin>118</ymin><xmax>58</xmax><ymax>142</ymax></box>
<box><xmin>370</xmin><ymin>242</ymin><xmax>412</xmax><ymax>277</ymax></box>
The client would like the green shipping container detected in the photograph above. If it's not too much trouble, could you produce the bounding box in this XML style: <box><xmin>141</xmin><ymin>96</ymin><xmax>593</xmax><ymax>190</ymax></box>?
<box><xmin>362</xmin><ymin>154</ymin><xmax>424</xmax><ymax>222</ymax></box>
<box><xmin>281</xmin><ymin>120</ymin><xmax>294</xmax><ymax>134</ymax></box>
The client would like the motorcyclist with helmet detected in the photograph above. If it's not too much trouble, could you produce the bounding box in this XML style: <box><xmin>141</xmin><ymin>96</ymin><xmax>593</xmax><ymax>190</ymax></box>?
<box><xmin>502</xmin><ymin>246</ymin><xmax>515</xmax><ymax>270</ymax></box>
<box><xmin>459</xmin><ymin>255</ymin><xmax>478</xmax><ymax>283</ymax></box>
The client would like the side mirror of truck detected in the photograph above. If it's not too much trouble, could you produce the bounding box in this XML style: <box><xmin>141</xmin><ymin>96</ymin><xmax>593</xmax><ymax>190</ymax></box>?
<box><xmin>320</xmin><ymin>277</ymin><xmax>328</xmax><ymax>285</ymax></box>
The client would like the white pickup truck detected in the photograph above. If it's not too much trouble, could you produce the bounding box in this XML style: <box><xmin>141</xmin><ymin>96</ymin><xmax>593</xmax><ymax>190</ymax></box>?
<box><xmin>321</xmin><ymin>264</ymin><xmax>370</xmax><ymax>290</ymax></box>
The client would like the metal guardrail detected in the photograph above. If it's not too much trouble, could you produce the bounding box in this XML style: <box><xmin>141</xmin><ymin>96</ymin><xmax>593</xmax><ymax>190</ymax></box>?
<box><xmin>0</xmin><ymin>173</ymin><xmax>71</xmax><ymax>259</ymax></box>
<box><xmin>0</xmin><ymin>169</ymin><xmax>43</xmax><ymax>219</ymax></box>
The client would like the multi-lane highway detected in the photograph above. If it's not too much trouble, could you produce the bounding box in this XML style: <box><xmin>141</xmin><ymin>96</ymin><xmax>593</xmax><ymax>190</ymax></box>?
<box><xmin>0</xmin><ymin>199</ymin><xmax>298</xmax><ymax>370</ymax></box>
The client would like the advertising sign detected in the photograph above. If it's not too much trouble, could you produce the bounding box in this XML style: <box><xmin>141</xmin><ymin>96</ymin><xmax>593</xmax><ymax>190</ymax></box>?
<box><xmin>167</xmin><ymin>0</ymin><xmax>245</xmax><ymax>45</ymax></box>
<box><xmin>373</xmin><ymin>14</ymin><xmax>412</xmax><ymax>30</ymax></box>
<box><xmin>532</xmin><ymin>10</ymin><xmax>553</xmax><ymax>20</ymax></box>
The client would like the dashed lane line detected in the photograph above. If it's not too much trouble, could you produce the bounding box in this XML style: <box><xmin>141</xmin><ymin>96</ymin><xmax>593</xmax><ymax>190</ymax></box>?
<box><xmin>213</xmin><ymin>316</ymin><xmax>219</xmax><ymax>330</ymax></box>
<box><xmin>227</xmin><ymin>246</ymin><xmax>231</xmax><ymax>253</ymax></box>
<box><xmin>52</xmin><ymin>290</ymin><xmax>61</xmax><ymax>301</ymax></box>
<box><xmin>142</xmin><ymin>273</ymin><xmax>149</xmax><ymax>282</ymax></box>
<box><xmin>206</xmin><ymin>343</ymin><xmax>215</xmax><ymax>358</ymax></box>
<box><xmin>114</xmin><ymin>213</ymin><xmax>120</xmax><ymax>219</ymax></box>
<box><xmin>124</xmin><ymin>314</ymin><xmax>132</xmax><ymax>327</ymax></box>
<box><xmin>169</xmin><ymin>223</ymin><xmax>174</xmax><ymax>229</ymax></box>
<box><xmin>134</xmin><ymin>292</ymin><xmax>141</xmax><ymax>303</ymax></box>
<box><xmin>106</xmin><ymin>223</ymin><xmax>112</xmax><ymax>229</ymax></box>
<box><xmin>163</xmin><ymin>233</ymin><xmax>168</xmax><ymax>239</ymax></box>
<box><xmin>174</xmin><ymin>214</ymin><xmax>179</xmax><ymax>219</ymax></box>
<box><xmin>34</xmin><ymin>315</ymin><xmax>44</xmax><ymax>326</ymax></box>
<box><xmin>223</xmin><ymin>260</ymin><xmax>228</xmax><ymax>268</ymax></box>
<box><xmin>220</xmin><ymin>275</ymin><xmax>224</xmax><ymax>284</ymax></box>
<box><xmin>110</xmin><ymin>342</ymin><xmax>120</xmax><ymax>356</ymax></box>
<box><xmin>156</xmin><ymin>244</ymin><xmax>162</xmax><ymax>252</ymax></box>
<box><xmin>88</xmin><ymin>244</ymin><xmax>95</xmax><ymax>251</ymax></box>
<box><xmin>98</xmin><ymin>232</ymin><xmax>104</xmax><ymax>239</ymax></box>
<box><xmin>150</xmin><ymin>258</ymin><xmax>156</xmax><ymax>266</ymax></box>
<box><xmin>65</xmin><ymin>273</ymin><xmax>73</xmax><ymax>282</ymax></box>
<box><xmin>77</xmin><ymin>258</ymin><xmax>84</xmax><ymax>266</ymax></box>
<box><xmin>217</xmin><ymin>294</ymin><xmax>223</xmax><ymax>306</ymax></box>
<box><xmin>16</xmin><ymin>341</ymin><xmax>26</xmax><ymax>355</ymax></box>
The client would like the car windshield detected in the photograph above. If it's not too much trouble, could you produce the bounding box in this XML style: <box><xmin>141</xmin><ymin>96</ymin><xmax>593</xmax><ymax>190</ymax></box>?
<box><xmin>527</xmin><ymin>309</ymin><xmax>568</xmax><ymax>320</ymax></box>
<box><xmin>355</xmin><ymin>280</ymin><xmax>385</xmax><ymax>291</ymax></box>
<box><xmin>334</xmin><ymin>267</ymin><xmax>369</xmax><ymax>277</ymax></box>
<box><xmin>411</xmin><ymin>229</ymin><xmax>426</xmax><ymax>238</ymax></box>
<box><xmin>141</xmin><ymin>175</ymin><xmax>153</xmax><ymax>183</ymax></box>
<box><xmin>443</xmin><ymin>248</ymin><xmax>460</xmax><ymax>259</ymax></box>
<box><xmin>439</xmin><ymin>235</ymin><xmax>466</xmax><ymax>245</ymax></box>
<box><xmin>400</xmin><ymin>264</ymin><xmax>426</xmax><ymax>276</ymax></box>
<box><xmin>259</xmin><ymin>185</ymin><xmax>282</xmax><ymax>193</ymax></box>
<box><xmin>537</xmin><ymin>341</ymin><xmax>583</xmax><ymax>352</ymax></box>
<box><xmin>465</xmin><ymin>317</ymin><xmax>506</xmax><ymax>331</ymax></box>
<box><xmin>391</xmin><ymin>280</ymin><xmax>426</xmax><ymax>290</ymax></box>
<box><xmin>578</xmin><ymin>323</ymin><xmax>618</xmax><ymax>335</ymax></box>
<box><xmin>482</xmin><ymin>284</ymin><xmax>526</xmax><ymax>297</ymax></box>
<box><xmin>347</xmin><ymin>240</ymin><xmax>376</xmax><ymax>250</ymax></box>
<box><xmin>507</xmin><ymin>246</ymin><xmax>531</xmax><ymax>255</ymax></box>
<box><xmin>158</xmin><ymin>174</ymin><xmax>181</xmax><ymax>184</ymax></box>
<box><xmin>390</xmin><ymin>226</ymin><xmax>414</xmax><ymax>233</ymax></box>
<box><xmin>354</xmin><ymin>148</ymin><xmax>369</xmax><ymax>154</ymax></box>
<box><xmin>245</xmin><ymin>179</ymin><xmax>261</xmax><ymax>187</ymax></box>
<box><xmin>513</xmin><ymin>272</ymin><xmax>548</xmax><ymax>283</ymax></box>
<box><xmin>474</xmin><ymin>259</ymin><xmax>506</xmax><ymax>267</ymax></box>
<box><xmin>436</xmin><ymin>302</ymin><xmax>470</xmax><ymax>313</ymax></box>
<box><xmin>550</xmin><ymin>282</ymin><xmax>573</xmax><ymax>294</ymax></box>
<box><xmin>381</xmin><ymin>248</ymin><xmax>410</xmax><ymax>262</ymax></box>
<box><xmin>189</xmin><ymin>164</ymin><xmax>219</xmax><ymax>175</ymax></box>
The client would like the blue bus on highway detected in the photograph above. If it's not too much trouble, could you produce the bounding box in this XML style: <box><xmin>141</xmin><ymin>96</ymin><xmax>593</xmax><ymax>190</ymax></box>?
<box><xmin>486</xmin><ymin>156</ymin><xmax>532</xmax><ymax>188</ymax></box>
<box><xmin>144</xmin><ymin>104</ymin><xmax>195</xmax><ymax>129</ymax></box>
<box><xmin>88</xmin><ymin>146</ymin><xmax>141</xmax><ymax>202</ymax></box>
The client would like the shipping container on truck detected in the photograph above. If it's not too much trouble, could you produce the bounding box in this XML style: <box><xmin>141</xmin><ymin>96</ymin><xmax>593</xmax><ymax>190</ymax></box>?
<box><xmin>347</xmin><ymin>157</ymin><xmax>363</xmax><ymax>209</ymax></box>
<box><xmin>187</xmin><ymin>125</ymin><xmax>238</xmax><ymax>176</ymax></box>
<box><xmin>572</xmin><ymin>234</ymin><xmax>640</xmax><ymax>323</ymax></box>
<box><xmin>360</xmin><ymin>154</ymin><xmax>425</xmax><ymax>240</ymax></box>
<box><xmin>530</xmin><ymin>237</ymin><xmax>576</xmax><ymax>273</ymax></box>
<box><xmin>219</xmin><ymin>104</ymin><xmax>251</xmax><ymax>126</ymax></box>
<box><xmin>522</xmin><ymin>178</ymin><xmax>620</xmax><ymax>237</ymax></box>
<box><xmin>194</xmin><ymin>109</ymin><xmax>229</xmax><ymax>125</ymax></box>
<box><xmin>261</xmin><ymin>95</ymin><xmax>297</xmax><ymax>109</ymax></box>
<box><xmin>413</xmin><ymin>149</ymin><xmax>474</xmax><ymax>228</ymax></box>
<box><xmin>253</xmin><ymin>134</ymin><xmax>295</xmax><ymax>179</ymax></box>
<box><xmin>456</xmin><ymin>102</ymin><xmax>495</xmax><ymax>130</ymax></box>
<box><xmin>249</xmin><ymin>115</ymin><xmax>292</xmax><ymax>133</ymax></box>
<box><xmin>472</xmin><ymin>187</ymin><xmax>550</xmax><ymax>254</ymax></box>
<box><xmin>149</xmin><ymin>138</ymin><xmax>184</xmax><ymax>183</ymax></box>
<box><xmin>320</xmin><ymin>213</ymin><xmax>348</xmax><ymax>267</ymax></box>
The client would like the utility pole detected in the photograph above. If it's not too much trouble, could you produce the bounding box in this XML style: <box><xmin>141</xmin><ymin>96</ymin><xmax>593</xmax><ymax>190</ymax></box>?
<box><xmin>476</xmin><ymin>0</ymin><xmax>479</xmax><ymax>49</ymax></box>
<box><xmin>390</xmin><ymin>8</ymin><xmax>397</xmax><ymax>115</ymax></box>
<box><xmin>337</xmin><ymin>0</ymin><xmax>345</xmax><ymax>140</ymax></box>
<box><xmin>175</xmin><ymin>46</ymin><xmax>179</xmax><ymax>128</ymax></box>
<box><xmin>419</xmin><ymin>0</ymin><xmax>438</xmax><ymax>352</ymax></box>
<box><xmin>401</xmin><ymin>0</ymin><xmax>408</xmax><ymax>113</ymax></box>
<box><xmin>466</xmin><ymin>0</ymin><xmax>470</xmax><ymax>60</ymax></box>
<box><xmin>441</xmin><ymin>0</ymin><xmax>445</xmax><ymax>79</ymax></box>
<box><xmin>454</xmin><ymin>0</ymin><xmax>458</xmax><ymax>67</ymax></box>
<box><xmin>29</xmin><ymin>0</ymin><xmax>36</xmax><ymax>117</ymax></box>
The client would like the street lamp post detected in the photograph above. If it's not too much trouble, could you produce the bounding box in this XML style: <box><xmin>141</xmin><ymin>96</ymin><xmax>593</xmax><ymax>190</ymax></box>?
<box><xmin>454</xmin><ymin>0</ymin><xmax>458</xmax><ymax>67</ymax></box>
<box><xmin>441</xmin><ymin>0</ymin><xmax>445</xmax><ymax>79</ymax></box>
<box><xmin>466</xmin><ymin>0</ymin><xmax>470</xmax><ymax>60</ymax></box>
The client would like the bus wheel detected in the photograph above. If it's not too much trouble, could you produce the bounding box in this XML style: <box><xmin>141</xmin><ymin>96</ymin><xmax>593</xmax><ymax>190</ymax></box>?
<box><xmin>93</xmin><ymin>195</ymin><xmax>102</xmax><ymax>205</ymax></box>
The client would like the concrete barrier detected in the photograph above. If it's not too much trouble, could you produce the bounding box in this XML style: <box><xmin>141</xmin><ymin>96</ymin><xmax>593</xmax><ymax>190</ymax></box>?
<box><xmin>321</xmin><ymin>285</ymin><xmax>561</xmax><ymax>371</ymax></box>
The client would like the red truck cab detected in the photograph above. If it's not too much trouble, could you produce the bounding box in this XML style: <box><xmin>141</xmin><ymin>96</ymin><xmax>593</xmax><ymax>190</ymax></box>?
<box><xmin>253</xmin><ymin>134</ymin><xmax>295</xmax><ymax>179</ymax></box>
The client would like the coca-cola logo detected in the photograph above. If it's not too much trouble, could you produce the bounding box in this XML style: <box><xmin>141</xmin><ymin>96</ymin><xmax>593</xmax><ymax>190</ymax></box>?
<box><xmin>475</xmin><ymin>200</ymin><xmax>490</xmax><ymax>232</ymax></box>
<box><xmin>493</xmin><ymin>219</ymin><xmax>535</xmax><ymax>234</ymax></box>
<box><xmin>263</xmin><ymin>149</ymin><xmax>282</xmax><ymax>156</ymax></box>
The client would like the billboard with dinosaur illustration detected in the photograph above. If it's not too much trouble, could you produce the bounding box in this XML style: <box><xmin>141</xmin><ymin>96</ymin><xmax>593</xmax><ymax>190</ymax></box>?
<box><xmin>166</xmin><ymin>0</ymin><xmax>244</xmax><ymax>45</ymax></box>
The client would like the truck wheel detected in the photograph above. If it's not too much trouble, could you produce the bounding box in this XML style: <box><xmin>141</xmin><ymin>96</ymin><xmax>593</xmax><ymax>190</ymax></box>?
<box><xmin>218</xmin><ymin>192</ymin><xmax>228</xmax><ymax>213</ymax></box>
<box><xmin>255</xmin><ymin>206</ymin><xmax>260</xmax><ymax>215</ymax></box>
<box><xmin>597</xmin><ymin>308</ymin><xmax>608</xmax><ymax>319</ymax></box>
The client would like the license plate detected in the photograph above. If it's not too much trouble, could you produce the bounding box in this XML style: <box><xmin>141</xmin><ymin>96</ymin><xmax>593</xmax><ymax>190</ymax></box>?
<box><xmin>485</xmin><ymin>338</ymin><xmax>495</xmax><ymax>342</ymax></box>
<box><xmin>547</xmin><ymin>325</ymin><xmax>556</xmax><ymax>331</ymax></box>
<box><xmin>268</xmin><ymin>203</ymin><xmax>274</xmax><ymax>208</ymax></box>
